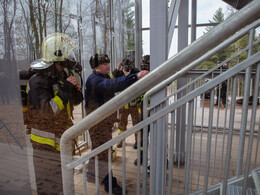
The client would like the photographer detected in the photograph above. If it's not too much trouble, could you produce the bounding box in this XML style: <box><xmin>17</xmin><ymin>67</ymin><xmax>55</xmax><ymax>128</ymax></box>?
<box><xmin>110</xmin><ymin>58</ymin><xmax>139</xmax><ymax>78</ymax></box>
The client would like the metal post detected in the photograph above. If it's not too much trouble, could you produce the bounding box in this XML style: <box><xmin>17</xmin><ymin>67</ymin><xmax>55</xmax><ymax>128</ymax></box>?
<box><xmin>135</xmin><ymin>0</ymin><xmax>142</xmax><ymax>69</ymax></box>
<box><xmin>150</xmin><ymin>0</ymin><xmax>168</xmax><ymax>194</ymax></box>
<box><xmin>61</xmin><ymin>139</ymin><xmax>74</xmax><ymax>195</ymax></box>
<box><xmin>175</xmin><ymin>0</ymin><xmax>188</xmax><ymax>163</ymax></box>
<box><xmin>191</xmin><ymin>0</ymin><xmax>197</xmax><ymax>42</ymax></box>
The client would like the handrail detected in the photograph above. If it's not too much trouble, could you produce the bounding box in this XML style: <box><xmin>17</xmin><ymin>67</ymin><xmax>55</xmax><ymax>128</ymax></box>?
<box><xmin>60</xmin><ymin>1</ymin><xmax>260</xmax><ymax>194</ymax></box>
<box><xmin>66</xmin><ymin>52</ymin><xmax>260</xmax><ymax>170</ymax></box>
<box><xmin>144</xmin><ymin>18</ymin><xmax>260</xmax><ymax>112</ymax></box>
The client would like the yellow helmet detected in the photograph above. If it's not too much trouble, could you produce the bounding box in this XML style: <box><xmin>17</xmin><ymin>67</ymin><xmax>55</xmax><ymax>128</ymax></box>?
<box><xmin>41</xmin><ymin>33</ymin><xmax>76</xmax><ymax>63</ymax></box>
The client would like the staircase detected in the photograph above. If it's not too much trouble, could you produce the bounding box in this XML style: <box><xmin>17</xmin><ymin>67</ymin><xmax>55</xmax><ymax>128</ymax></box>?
<box><xmin>191</xmin><ymin>167</ymin><xmax>260</xmax><ymax>195</ymax></box>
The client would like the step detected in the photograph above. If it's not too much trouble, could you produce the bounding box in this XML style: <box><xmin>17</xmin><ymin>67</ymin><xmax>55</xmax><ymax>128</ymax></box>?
<box><xmin>222</xmin><ymin>170</ymin><xmax>258</xmax><ymax>195</ymax></box>
<box><xmin>226</xmin><ymin>185</ymin><xmax>257</xmax><ymax>195</ymax></box>
<box><xmin>252</xmin><ymin>169</ymin><xmax>260</xmax><ymax>194</ymax></box>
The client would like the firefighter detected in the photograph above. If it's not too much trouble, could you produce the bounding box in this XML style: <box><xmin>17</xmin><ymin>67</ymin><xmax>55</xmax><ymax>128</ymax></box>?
<box><xmin>134</xmin><ymin>55</ymin><xmax>150</xmax><ymax>166</ymax></box>
<box><xmin>85</xmin><ymin>54</ymin><xmax>149</xmax><ymax>194</ymax></box>
<box><xmin>140</xmin><ymin>55</ymin><xmax>150</xmax><ymax>71</ymax></box>
<box><xmin>26</xmin><ymin>33</ymin><xmax>83</xmax><ymax>195</ymax></box>
<box><xmin>110</xmin><ymin>59</ymin><xmax>140</xmax><ymax>148</ymax></box>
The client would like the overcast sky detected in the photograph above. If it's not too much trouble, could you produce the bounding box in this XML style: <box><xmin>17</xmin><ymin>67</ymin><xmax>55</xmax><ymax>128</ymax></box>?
<box><xmin>141</xmin><ymin>0</ymin><xmax>232</xmax><ymax>57</ymax></box>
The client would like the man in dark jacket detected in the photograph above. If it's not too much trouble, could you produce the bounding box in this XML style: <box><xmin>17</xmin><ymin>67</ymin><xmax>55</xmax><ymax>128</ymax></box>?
<box><xmin>85</xmin><ymin>54</ymin><xmax>149</xmax><ymax>194</ymax></box>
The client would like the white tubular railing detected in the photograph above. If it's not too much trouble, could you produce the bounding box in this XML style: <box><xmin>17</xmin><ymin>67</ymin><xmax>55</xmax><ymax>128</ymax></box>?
<box><xmin>60</xmin><ymin>1</ymin><xmax>260</xmax><ymax>194</ymax></box>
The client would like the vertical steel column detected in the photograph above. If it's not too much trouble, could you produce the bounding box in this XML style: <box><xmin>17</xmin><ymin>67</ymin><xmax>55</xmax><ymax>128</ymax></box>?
<box><xmin>150</xmin><ymin>0</ymin><xmax>168</xmax><ymax>194</ymax></box>
<box><xmin>175</xmin><ymin>0</ymin><xmax>188</xmax><ymax>163</ymax></box>
<box><xmin>191</xmin><ymin>0</ymin><xmax>197</xmax><ymax>42</ymax></box>
<box><xmin>135</xmin><ymin>0</ymin><xmax>142</xmax><ymax>69</ymax></box>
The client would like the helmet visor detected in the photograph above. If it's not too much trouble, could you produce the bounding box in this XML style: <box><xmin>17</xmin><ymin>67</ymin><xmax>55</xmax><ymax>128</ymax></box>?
<box><xmin>30</xmin><ymin>59</ymin><xmax>52</xmax><ymax>70</ymax></box>
<box><xmin>68</xmin><ymin>47</ymin><xmax>80</xmax><ymax>62</ymax></box>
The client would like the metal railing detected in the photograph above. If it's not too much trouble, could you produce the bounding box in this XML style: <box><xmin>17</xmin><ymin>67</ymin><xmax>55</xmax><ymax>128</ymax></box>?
<box><xmin>60</xmin><ymin>1</ymin><xmax>260</xmax><ymax>194</ymax></box>
<box><xmin>141</xmin><ymin>23</ymin><xmax>260</xmax><ymax>195</ymax></box>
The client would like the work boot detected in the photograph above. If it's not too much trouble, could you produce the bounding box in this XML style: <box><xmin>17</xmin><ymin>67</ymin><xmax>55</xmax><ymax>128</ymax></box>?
<box><xmin>147</xmin><ymin>164</ymin><xmax>150</xmax><ymax>174</ymax></box>
<box><xmin>102</xmin><ymin>175</ymin><xmax>125</xmax><ymax>195</ymax></box>
<box><xmin>117</xmin><ymin>142</ymin><xmax>122</xmax><ymax>148</ymax></box>
<box><xmin>134</xmin><ymin>152</ymin><xmax>143</xmax><ymax>166</ymax></box>
<box><xmin>133</xmin><ymin>142</ymin><xmax>137</xmax><ymax>149</ymax></box>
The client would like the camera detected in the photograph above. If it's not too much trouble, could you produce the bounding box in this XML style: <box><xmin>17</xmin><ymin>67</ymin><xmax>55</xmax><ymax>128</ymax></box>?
<box><xmin>121</xmin><ymin>59</ymin><xmax>132</xmax><ymax>72</ymax></box>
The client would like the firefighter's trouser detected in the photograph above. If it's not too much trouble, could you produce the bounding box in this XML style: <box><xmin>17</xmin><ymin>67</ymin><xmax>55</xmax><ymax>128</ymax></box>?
<box><xmin>87</xmin><ymin>121</ymin><xmax>113</xmax><ymax>182</ymax></box>
<box><xmin>33</xmin><ymin>148</ymin><xmax>63</xmax><ymax>195</ymax></box>
<box><xmin>118</xmin><ymin>107</ymin><xmax>142</xmax><ymax>142</ymax></box>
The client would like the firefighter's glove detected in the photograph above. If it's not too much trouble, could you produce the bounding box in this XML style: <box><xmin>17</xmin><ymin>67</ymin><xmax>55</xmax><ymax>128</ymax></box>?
<box><xmin>57</xmin><ymin>80</ymin><xmax>75</xmax><ymax>105</ymax></box>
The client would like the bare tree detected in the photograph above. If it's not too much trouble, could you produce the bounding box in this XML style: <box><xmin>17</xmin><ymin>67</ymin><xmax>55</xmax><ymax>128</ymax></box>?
<box><xmin>0</xmin><ymin>0</ymin><xmax>18</xmax><ymax>97</ymax></box>
<box><xmin>59</xmin><ymin>0</ymin><xmax>63</xmax><ymax>32</ymax></box>
<box><xmin>95</xmin><ymin>0</ymin><xmax>110</xmax><ymax>54</ymax></box>
<box><xmin>92</xmin><ymin>0</ymin><xmax>97</xmax><ymax>53</ymax></box>
<box><xmin>19</xmin><ymin>0</ymin><xmax>34</xmax><ymax>62</ymax></box>
<box><xmin>29</xmin><ymin>0</ymin><xmax>40</xmax><ymax>58</ymax></box>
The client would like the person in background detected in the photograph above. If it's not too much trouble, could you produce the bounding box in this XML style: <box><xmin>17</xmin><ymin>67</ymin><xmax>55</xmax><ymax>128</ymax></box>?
<box><xmin>134</xmin><ymin>55</ymin><xmax>150</xmax><ymax>166</ymax></box>
<box><xmin>85</xmin><ymin>54</ymin><xmax>149</xmax><ymax>194</ymax></box>
<box><xmin>110</xmin><ymin>59</ymin><xmax>140</xmax><ymax>148</ymax></box>
<box><xmin>215</xmin><ymin>61</ymin><xmax>228</xmax><ymax>107</ymax></box>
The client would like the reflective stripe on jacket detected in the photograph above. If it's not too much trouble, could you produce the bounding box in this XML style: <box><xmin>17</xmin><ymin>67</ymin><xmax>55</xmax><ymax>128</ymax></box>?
<box><xmin>31</xmin><ymin>128</ymin><xmax>61</xmax><ymax>151</ymax></box>
<box><xmin>50</xmin><ymin>90</ymin><xmax>71</xmax><ymax>118</ymax></box>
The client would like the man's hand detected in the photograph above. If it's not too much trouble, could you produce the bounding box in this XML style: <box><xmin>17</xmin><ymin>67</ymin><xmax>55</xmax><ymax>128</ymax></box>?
<box><xmin>123</xmin><ymin>68</ymin><xmax>131</xmax><ymax>76</ymax></box>
<box><xmin>116</xmin><ymin>62</ymin><xmax>122</xmax><ymax>70</ymax></box>
<box><xmin>66</xmin><ymin>76</ymin><xmax>81</xmax><ymax>91</ymax></box>
<box><xmin>137</xmin><ymin>70</ymin><xmax>149</xmax><ymax>79</ymax></box>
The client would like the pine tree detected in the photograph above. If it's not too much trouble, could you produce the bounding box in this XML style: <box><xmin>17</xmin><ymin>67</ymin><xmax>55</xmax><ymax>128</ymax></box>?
<box><xmin>125</xmin><ymin>3</ymin><xmax>135</xmax><ymax>51</ymax></box>
<box><xmin>205</xmin><ymin>8</ymin><xmax>224</xmax><ymax>32</ymax></box>
<box><xmin>199</xmin><ymin>7</ymin><xmax>234</xmax><ymax>69</ymax></box>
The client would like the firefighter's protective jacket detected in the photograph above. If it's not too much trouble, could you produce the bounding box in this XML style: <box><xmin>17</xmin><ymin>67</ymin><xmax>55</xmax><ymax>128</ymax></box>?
<box><xmin>26</xmin><ymin>71</ymin><xmax>83</xmax><ymax>152</ymax></box>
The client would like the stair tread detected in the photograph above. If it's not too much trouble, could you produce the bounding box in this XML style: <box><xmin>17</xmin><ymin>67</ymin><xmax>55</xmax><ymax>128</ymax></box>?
<box><xmin>227</xmin><ymin>185</ymin><xmax>257</xmax><ymax>195</ymax></box>
<box><xmin>252</xmin><ymin>169</ymin><xmax>260</xmax><ymax>194</ymax></box>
